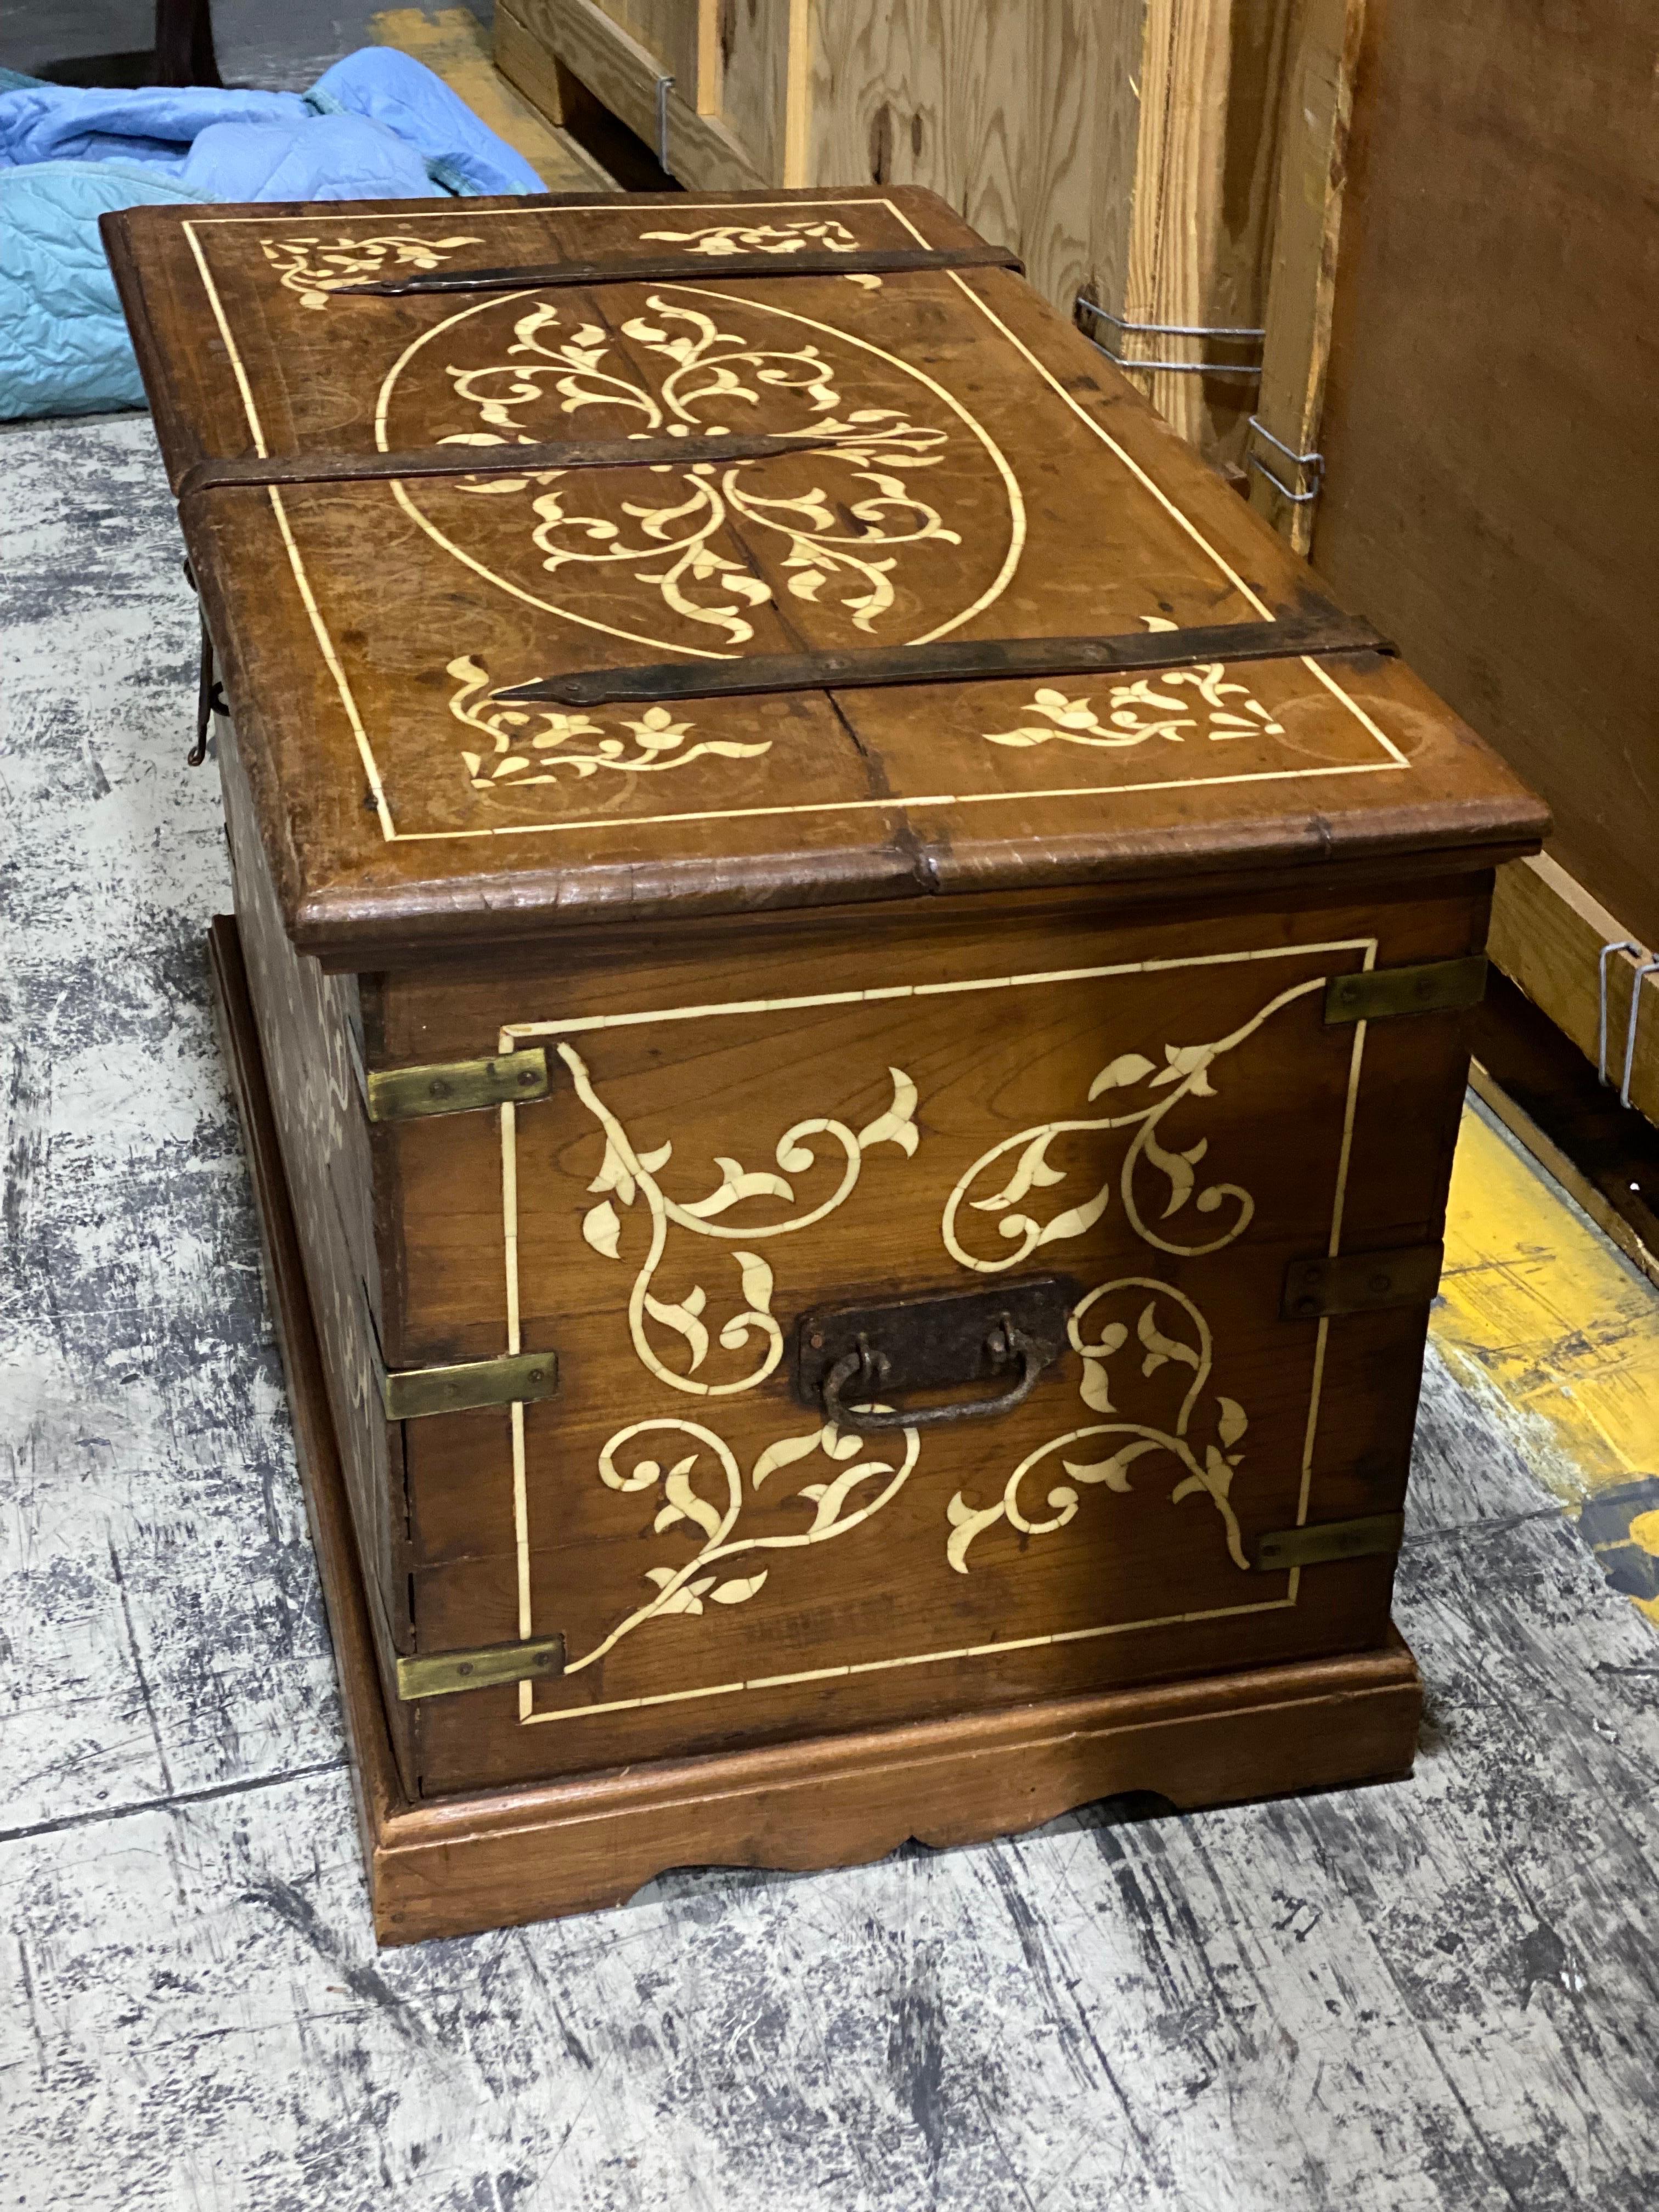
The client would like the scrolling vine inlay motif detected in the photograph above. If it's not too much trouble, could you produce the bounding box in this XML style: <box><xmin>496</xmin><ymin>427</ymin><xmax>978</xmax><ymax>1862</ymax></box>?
<box><xmin>563</xmin><ymin>1415</ymin><xmax>922</xmax><ymax>1673</ymax></box>
<box><xmin>376</xmin><ymin>284</ymin><xmax>1024</xmax><ymax>661</ymax></box>
<box><xmin>259</xmin><ymin>232</ymin><xmax>481</xmax><ymax>309</ymax></box>
<box><xmin>639</xmin><ymin>218</ymin><xmax>860</xmax><ymax>257</ymax></box>
<box><xmin>639</xmin><ymin>217</ymin><xmax>883</xmax><ymax>289</ymax></box>
<box><xmin>429</xmin><ymin>297</ymin><xmax>961</xmax><ymax>644</ymax></box>
<box><xmin>947</xmin><ymin>1278</ymin><xmax>1251</xmax><ymax>1575</ymax></box>
<box><xmin>538</xmin><ymin>966</ymin><xmax>1332</xmax><ymax>1674</ymax></box>
<box><xmin>983</xmin><ymin>619</ymin><xmax>1286</xmax><ymax>753</ymax></box>
<box><xmin>564</xmin><ymin>1043</ymin><xmax>920</xmax><ymax>1398</ymax></box>
<box><xmin>943</xmin><ymin>974</ymin><xmax>1326</xmax><ymax>1271</ymax></box>
<box><xmin>447</xmin><ymin>656</ymin><xmax>771</xmax><ymax>786</ymax></box>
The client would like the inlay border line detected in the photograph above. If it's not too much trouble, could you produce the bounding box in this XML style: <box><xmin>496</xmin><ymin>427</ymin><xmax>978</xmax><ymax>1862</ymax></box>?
<box><xmin>180</xmin><ymin>198</ymin><xmax>1410</xmax><ymax>847</ymax></box>
<box><xmin>495</xmin><ymin>932</ymin><xmax>1376</xmax><ymax>1726</ymax></box>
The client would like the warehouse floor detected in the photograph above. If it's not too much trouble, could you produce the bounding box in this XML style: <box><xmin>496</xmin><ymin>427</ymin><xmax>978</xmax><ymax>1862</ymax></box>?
<box><xmin>4</xmin><ymin>14</ymin><xmax>1659</xmax><ymax>2209</ymax></box>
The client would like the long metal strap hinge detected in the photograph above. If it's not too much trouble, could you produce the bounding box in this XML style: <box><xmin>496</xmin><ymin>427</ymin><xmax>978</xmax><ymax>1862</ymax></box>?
<box><xmin>1324</xmin><ymin>955</ymin><xmax>1488</xmax><ymax>1025</ymax></box>
<box><xmin>396</xmin><ymin>1634</ymin><xmax>565</xmax><ymax>1701</ymax></box>
<box><xmin>1282</xmin><ymin>1242</ymin><xmax>1444</xmax><ymax>1319</ymax></box>
<box><xmin>366</xmin><ymin>1046</ymin><xmax>549</xmax><ymax>1122</ymax></box>
<box><xmin>1254</xmin><ymin>1514</ymin><xmax>1404</xmax><ymax>1573</ymax></box>
<box><xmin>379</xmin><ymin>1347</ymin><xmax>558</xmax><ymax>1420</ymax></box>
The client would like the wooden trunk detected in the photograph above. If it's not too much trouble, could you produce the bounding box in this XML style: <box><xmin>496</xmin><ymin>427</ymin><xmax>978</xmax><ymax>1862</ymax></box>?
<box><xmin>104</xmin><ymin>184</ymin><xmax>1544</xmax><ymax>1938</ymax></box>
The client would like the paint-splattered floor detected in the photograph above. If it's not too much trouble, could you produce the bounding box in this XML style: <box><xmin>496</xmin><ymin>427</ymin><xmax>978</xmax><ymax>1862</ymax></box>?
<box><xmin>4</xmin><ymin>265</ymin><xmax>1659</xmax><ymax>2212</ymax></box>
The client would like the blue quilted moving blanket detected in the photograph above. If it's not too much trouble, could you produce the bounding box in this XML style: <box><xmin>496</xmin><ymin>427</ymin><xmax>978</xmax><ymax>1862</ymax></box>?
<box><xmin>1</xmin><ymin>49</ymin><xmax>542</xmax><ymax>420</ymax></box>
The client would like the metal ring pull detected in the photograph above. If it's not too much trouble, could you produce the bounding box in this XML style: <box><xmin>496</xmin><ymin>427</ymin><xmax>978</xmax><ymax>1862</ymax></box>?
<box><xmin>820</xmin><ymin>1319</ymin><xmax>1044</xmax><ymax>1432</ymax></box>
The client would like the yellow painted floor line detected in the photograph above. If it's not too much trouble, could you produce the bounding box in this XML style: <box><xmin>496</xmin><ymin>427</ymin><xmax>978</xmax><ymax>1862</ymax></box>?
<box><xmin>370</xmin><ymin>5</ymin><xmax>612</xmax><ymax>190</ymax></box>
<box><xmin>1434</xmin><ymin>1099</ymin><xmax>1659</xmax><ymax>1625</ymax></box>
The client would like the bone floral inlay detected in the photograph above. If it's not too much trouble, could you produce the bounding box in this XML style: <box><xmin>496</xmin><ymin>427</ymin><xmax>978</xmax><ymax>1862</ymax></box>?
<box><xmin>447</xmin><ymin>656</ymin><xmax>771</xmax><ymax>786</ymax></box>
<box><xmin>946</xmin><ymin>1278</ymin><xmax>1250</xmax><ymax>1574</ymax></box>
<box><xmin>639</xmin><ymin>217</ymin><xmax>883</xmax><ymax>289</ymax></box>
<box><xmin>983</xmin><ymin>621</ymin><xmax>1285</xmax><ymax>752</ymax></box>
<box><xmin>639</xmin><ymin>219</ymin><xmax>861</xmax><ymax>256</ymax></box>
<box><xmin>433</xmin><ymin>297</ymin><xmax>959</xmax><ymax>641</ymax></box>
<box><xmin>943</xmin><ymin>973</ymin><xmax>1327</xmax><ymax>1271</ymax></box>
<box><xmin>259</xmin><ymin>233</ymin><xmax>482</xmax><ymax>309</ymax></box>
<box><xmin>564</xmin><ymin>1414</ymin><xmax>922</xmax><ymax>1673</ymax></box>
<box><xmin>563</xmin><ymin>1044</ymin><xmax>919</xmax><ymax>1398</ymax></box>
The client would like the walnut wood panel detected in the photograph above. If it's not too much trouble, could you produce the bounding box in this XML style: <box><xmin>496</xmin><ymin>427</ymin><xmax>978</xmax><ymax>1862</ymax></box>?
<box><xmin>206</xmin><ymin>916</ymin><xmax>419</xmax><ymax>1798</ymax></box>
<box><xmin>356</xmin><ymin>878</ymin><xmax>1479</xmax><ymax>1793</ymax></box>
<box><xmin>385</xmin><ymin>1637</ymin><xmax>1423</xmax><ymax>1935</ymax></box>
<box><xmin>375</xmin><ymin>877</ymin><xmax>1482</xmax><ymax>1362</ymax></box>
<box><xmin>1308</xmin><ymin>0</ymin><xmax>1657</xmax><ymax>951</ymax></box>
<box><xmin>104</xmin><ymin>190</ymin><xmax>1543</xmax><ymax>965</ymax></box>
<box><xmin>507</xmin><ymin>0</ymin><xmax>767</xmax><ymax>188</ymax></box>
<box><xmin>218</xmin><ymin>720</ymin><xmax>411</xmax><ymax>1654</ymax></box>
<box><xmin>109</xmin><ymin>185</ymin><xmax>1542</xmax><ymax>1830</ymax></box>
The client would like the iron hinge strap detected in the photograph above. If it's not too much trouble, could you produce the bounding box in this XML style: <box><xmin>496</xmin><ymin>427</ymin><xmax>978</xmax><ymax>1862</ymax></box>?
<box><xmin>396</xmin><ymin>1635</ymin><xmax>565</xmax><ymax>1701</ymax></box>
<box><xmin>1324</xmin><ymin>955</ymin><xmax>1488</xmax><ymax>1025</ymax></box>
<box><xmin>378</xmin><ymin>1347</ymin><xmax>558</xmax><ymax>1421</ymax></box>
<box><xmin>494</xmin><ymin>612</ymin><xmax>1394</xmax><ymax>712</ymax></box>
<box><xmin>335</xmin><ymin>242</ymin><xmax>1024</xmax><ymax>298</ymax></box>
<box><xmin>1253</xmin><ymin>1513</ymin><xmax>1404</xmax><ymax>1572</ymax></box>
<box><xmin>365</xmin><ymin>1047</ymin><xmax>549</xmax><ymax>1122</ymax></box>
<box><xmin>175</xmin><ymin>425</ymin><xmax>890</xmax><ymax>501</ymax></box>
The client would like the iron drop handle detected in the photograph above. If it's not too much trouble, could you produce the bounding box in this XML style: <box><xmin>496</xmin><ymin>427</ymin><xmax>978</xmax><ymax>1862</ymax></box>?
<box><xmin>820</xmin><ymin>1319</ymin><xmax>1045</xmax><ymax>1433</ymax></box>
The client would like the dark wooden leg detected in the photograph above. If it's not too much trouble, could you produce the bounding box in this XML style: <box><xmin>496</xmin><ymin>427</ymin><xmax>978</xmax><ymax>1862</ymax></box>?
<box><xmin>152</xmin><ymin>0</ymin><xmax>222</xmax><ymax>87</ymax></box>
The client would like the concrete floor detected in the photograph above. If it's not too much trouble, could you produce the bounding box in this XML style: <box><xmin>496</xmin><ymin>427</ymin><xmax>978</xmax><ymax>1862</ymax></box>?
<box><xmin>2</xmin><ymin>12</ymin><xmax>1658</xmax><ymax>2203</ymax></box>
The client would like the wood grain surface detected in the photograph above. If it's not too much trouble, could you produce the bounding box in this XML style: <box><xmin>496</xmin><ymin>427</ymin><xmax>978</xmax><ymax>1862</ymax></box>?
<box><xmin>1308</xmin><ymin>0</ymin><xmax>1658</xmax><ymax>949</ymax></box>
<box><xmin>1248</xmin><ymin>0</ymin><xmax>1365</xmax><ymax>550</ymax></box>
<box><xmin>104</xmin><ymin>188</ymin><xmax>1544</xmax><ymax>964</ymax></box>
<box><xmin>357</xmin><ymin>876</ymin><xmax>1481</xmax><ymax>1794</ymax></box>
<box><xmin>1489</xmin><ymin>853</ymin><xmax>1659</xmax><ymax>1128</ymax></box>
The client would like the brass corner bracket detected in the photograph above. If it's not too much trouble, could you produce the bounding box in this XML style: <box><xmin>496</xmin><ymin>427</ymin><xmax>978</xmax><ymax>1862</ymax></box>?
<box><xmin>1324</xmin><ymin>955</ymin><xmax>1488</xmax><ymax>1025</ymax></box>
<box><xmin>365</xmin><ymin>1047</ymin><xmax>549</xmax><ymax>1122</ymax></box>
<box><xmin>396</xmin><ymin>1635</ymin><xmax>566</xmax><ymax>1701</ymax></box>
<box><xmin>379</xmin><ymin>1348</ymin><xmax>559</xmax><ymax>1421</ymax></box>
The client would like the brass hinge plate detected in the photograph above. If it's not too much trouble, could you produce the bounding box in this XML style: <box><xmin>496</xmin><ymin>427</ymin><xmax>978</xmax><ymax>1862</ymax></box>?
<box><xmin>1282</xmin><ymin>1242</ymin><xmax>1444</xmax><ymax>1319</ymax></box>
<box><xmin>1255</xmin><ymin>1513</ymin><xmax>1404</xmax><ymax>1572</ymax></box>
<box><xmin>1324</xmin><ymin>955</ymin><xmax>1487</xmax><ymax>1025</ymax></box>
<box><xmin>365</xmin><ymin>1047</ymin><xmax>549</xmax><ymax>1122</ymax></box>
<box><xmin>380</xmin><ymin>1348</ymin><xmax>558</xmax><ymax>1420</ymax></box>
<box><xmin>396</xmin><ymin>1634</ymin><xmax>566</xmax><ymax>1701</ymax></box>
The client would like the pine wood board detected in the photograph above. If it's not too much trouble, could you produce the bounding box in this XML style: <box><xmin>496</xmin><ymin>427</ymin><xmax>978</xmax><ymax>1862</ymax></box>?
<box><xmin>505</xmin><ymin>0</ymin><xmax>768</xmax><ymax>187</ymax></box>
<box><xmin>1489</xmin><ymin>854</ymin><xmax>1658</xmax><ymax>1131</ymax></box>
<box><xmin>1305</xmin><ymin>0</ymin><xmax>1659</xmax><ymax>953</ymax></box>
<box><xmin>1247</xmin><ymin>0</ymin><xmax>1364</xmax><ymax>551</ymax></box>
